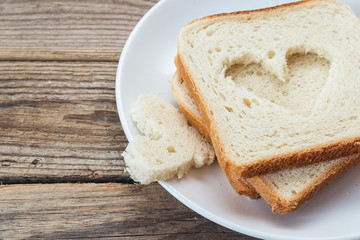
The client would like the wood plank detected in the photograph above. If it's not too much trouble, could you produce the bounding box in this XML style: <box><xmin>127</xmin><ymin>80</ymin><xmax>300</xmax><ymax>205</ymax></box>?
<box><xmin>0</xmin><ymin>0</ymin><xmax>159</xmax><ymax>61</ymax></box>
<box><xmin>0</xmin><ymin>48</ymin><xmax>120</xmax><ymax>62</ymax></box>
<box><xmin>0</xmin><ymin>183</ymin><xmax>256</xmax><ymax>239</ymax></box>
<box><xmin>0</xmin><ymin>61</ymin><xmax>131</xmax><ymax>183</ymax></box>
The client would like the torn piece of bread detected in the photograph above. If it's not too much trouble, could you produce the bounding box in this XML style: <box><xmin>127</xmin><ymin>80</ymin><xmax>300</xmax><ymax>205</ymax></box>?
<box><xmin>176</xmin><ymin>0</ymin><xmax>360</xmax><ymax>178</ymax></box>
<box><xmin>171</xmin><ymin>72</ymin><xmax>259</xmax><ymax>199</ymax></box>
<box><xmin>122</xmin><ymin>94</ymin><xmax>215</xmax><ymax>184</ymax></box>
<box><xmin>171</xmin><ymin>71</ymin><xmax>360</xmax><ymax>213</ymax></box>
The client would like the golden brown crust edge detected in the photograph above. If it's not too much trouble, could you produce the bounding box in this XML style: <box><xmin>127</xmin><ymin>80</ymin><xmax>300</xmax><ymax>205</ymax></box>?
<box><xmin>225</xmin><ymin>164</ymin><xmax>260</xmax><ymax>199</ymax></box>
<box><xmin>170</xmin><ymin>75</ymin><xmax>211</xmax><ymax>142</ymax></box>
<box><xmin>242</xmin><ymin>138</ymin><xmax>360</xmax><ymax>178</ymax></box>
<box><xmin>186</xmin><ymin>0</ymin><xmax>338</xmax><ymax>25</ymax></box>
<box><xmin>248</xmin><ymin>153</ymin><xmax>360</xmax><ymax>214</ymax></box>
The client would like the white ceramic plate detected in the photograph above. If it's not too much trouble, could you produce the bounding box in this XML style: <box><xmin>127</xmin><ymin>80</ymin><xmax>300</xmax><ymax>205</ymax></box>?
<box><xmin>116</xmin><ymin>1</ymin><xmax>360</xmax><ymax>239</ymax></box>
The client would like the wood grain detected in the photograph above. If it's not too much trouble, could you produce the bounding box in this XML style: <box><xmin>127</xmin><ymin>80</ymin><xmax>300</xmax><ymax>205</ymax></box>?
<box><xmin>0</xmin><ymin>60</ymin><xmax>130</xmax><ymax>183</ymax></box>
<box><xmin>0</xmin><ymin>0</ymin><xmax>159</xmax><ymax>61</ymax></box>
<box><xmin>0</xmin><ymin>183</ymin><xmax>255</xmax><ymax>239</ymax></box>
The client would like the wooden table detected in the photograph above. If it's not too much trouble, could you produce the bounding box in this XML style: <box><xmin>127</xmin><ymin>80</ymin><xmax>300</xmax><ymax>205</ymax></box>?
<box><xmin>0</xmin><ymin>1</ymin><xmax>258</xmax><ymax>239</ymax></box>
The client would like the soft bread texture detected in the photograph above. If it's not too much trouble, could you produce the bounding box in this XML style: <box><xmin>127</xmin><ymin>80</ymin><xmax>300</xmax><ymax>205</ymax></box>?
<box><xmin>122</xmin><ymin>94</ymin><xmax>215</xmax><ymax>184</ymax></box>
<box><xmin>176</xmin><ymin>0</ymin><xmax>360</xmax><ymax>177</ymax></box>
<box><xmin>171</xmin><ymin>72</ymin><xmax>360</xmax><ymax>213</ymax></box>
<box><xmin>171</xmin><ymin>73</ymin><xmax>209</xmax><ymax>141</ymax></box>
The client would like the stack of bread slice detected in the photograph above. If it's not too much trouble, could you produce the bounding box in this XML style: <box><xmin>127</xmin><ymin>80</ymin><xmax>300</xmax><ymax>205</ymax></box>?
<box><xmin>172</xmin><ymin>0</ymin><xmax>360</xmax><ymax>213</ymax></box>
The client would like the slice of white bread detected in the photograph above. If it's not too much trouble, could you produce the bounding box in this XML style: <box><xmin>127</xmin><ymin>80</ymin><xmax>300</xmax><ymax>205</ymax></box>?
<box><xmin>171</xmin><ymin>72</ymin><xmax>360</xmax><ymax>213</ymax></box>
<box><xmin>171</xmin><ymin>72</ymin><xmax>259</xmax><ymax>199</ymax></box>
<box><xmin>122</xmin><ymin>94</ymin><xmax>215</xmax><ymax>184</ymax></box>
<box><xmin>175</xmin><ymin>0</ymin><xmax>360</xmax><ymax>178</ymax></box>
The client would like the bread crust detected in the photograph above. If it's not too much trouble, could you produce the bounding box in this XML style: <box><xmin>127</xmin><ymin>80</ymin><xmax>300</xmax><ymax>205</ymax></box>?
<box><xmin>171</xmin><ymin>75</ymin><xmax>211</xmax><ymax>142</ymax></box>
<box><xmin>241</xmin><ymin>138</ymin><xmax>360</xmax><ymax>177</ymax></box>
<box><xmin>248</xmin><ymin>153</ymin><xmax>360</xmax><ymax>214</ymax></box>
<box><xmin>175</xmin><ymin>0</ymin><xmax>360</xmax><ymax>178</ymax></box>
<box><xmin>187</xmin><ymin>0</ymin><xmax>339</xmax><ymax>25</ymax></box>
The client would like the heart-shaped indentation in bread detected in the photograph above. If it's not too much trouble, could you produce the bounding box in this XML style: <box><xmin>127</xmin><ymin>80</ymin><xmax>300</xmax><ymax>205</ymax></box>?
<box><xmin>225</xmin><ymin>51</ymin><xmax>330</xmax><ymax>117</ymax></box>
